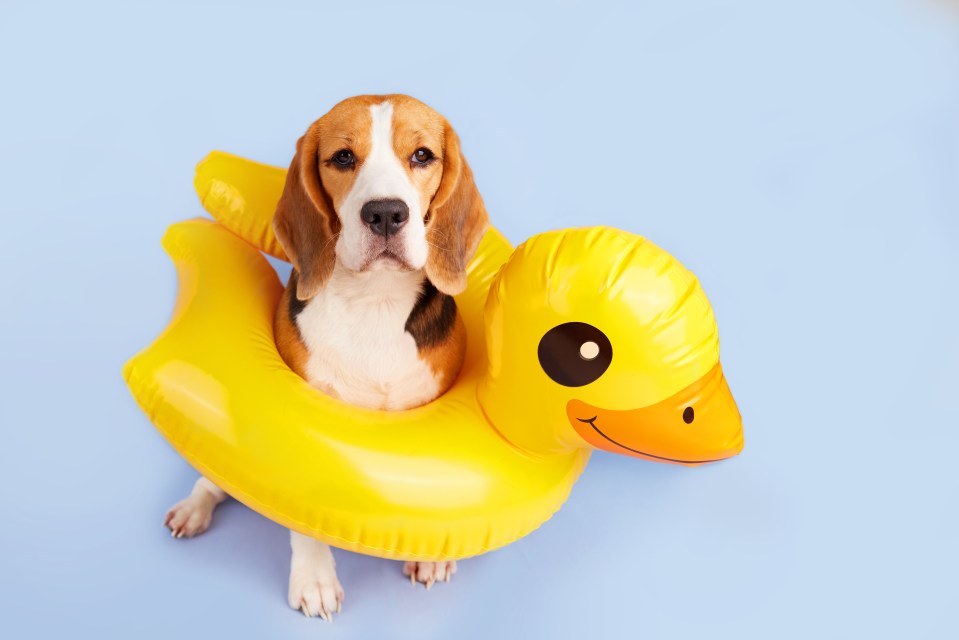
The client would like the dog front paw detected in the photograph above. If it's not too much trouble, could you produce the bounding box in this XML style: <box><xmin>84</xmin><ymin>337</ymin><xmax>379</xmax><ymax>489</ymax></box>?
<box><xmin>402</xmin><ymin>560</ymin><xmax>457</xmax><ymax>589</ymax></box>
<box><xmin>289</xmin><ymin>564</ymin><xmax>344</xmax><ymax>622</ymax></box>
<box><xmin>164</xmin><ymin>497</ymin><xmax>214</xmax><ymax>538</ymax></box>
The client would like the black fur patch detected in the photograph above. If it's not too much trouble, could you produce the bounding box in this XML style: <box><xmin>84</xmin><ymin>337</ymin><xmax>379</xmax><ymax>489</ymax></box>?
<box><xmin>288</xmin><ymin>271</ymin><xmax>307</xmax><ymax>321</ymax></box>
<box><xmin>405</xmin><ymin>279</ymin><xmax>457</xmax><ymax>349</ymax></box>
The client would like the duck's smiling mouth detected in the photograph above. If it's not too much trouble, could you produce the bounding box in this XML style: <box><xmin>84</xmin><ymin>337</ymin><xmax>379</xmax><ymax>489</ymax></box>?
<box><xmin>575</xmin><ymin>416</ymin><xmax>731</xmax><ymax>465</ymax></box>
<box><xmin>565</xmin><ymin>364</ymin><xmax>743</xmax><ymax>466</ymax></box>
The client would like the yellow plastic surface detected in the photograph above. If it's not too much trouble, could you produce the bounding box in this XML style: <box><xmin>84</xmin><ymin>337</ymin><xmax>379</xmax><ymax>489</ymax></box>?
<box><xmin>481</xmin><ymin>227</ymin><xmax>745</xmax><ymax>463</ymax></box>
<box><xmin>124</xmin><ymin>152</ymin><xmax>743</xmax><ymax>561</ymax></box>
<box><xmin>194</xmin><ymin>152</ymin><xmax>289</xmax><ymax>260</ymax></box>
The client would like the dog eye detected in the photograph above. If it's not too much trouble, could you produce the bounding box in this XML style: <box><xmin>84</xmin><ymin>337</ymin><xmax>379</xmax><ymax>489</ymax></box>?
<box><xmin>538</xmin><ymin>322</ymin><xmax>613</xmax><ymax>387</ymax></box>
<box><xmin>332</xmin><ymin>150</ymin><xmax>355</xmax><ymax>167</ymax></box>
<box><xmin>411</xmin><ymin>148</ymin><xmax>434</xmax><ymax>166</ymax></box>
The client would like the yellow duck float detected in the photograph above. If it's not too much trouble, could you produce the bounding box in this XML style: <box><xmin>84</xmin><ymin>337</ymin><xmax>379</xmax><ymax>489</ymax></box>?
<box><xmin>124</xmin><ymin>152</ymin><xmax>744</xmax><ymax>561</ymax></box>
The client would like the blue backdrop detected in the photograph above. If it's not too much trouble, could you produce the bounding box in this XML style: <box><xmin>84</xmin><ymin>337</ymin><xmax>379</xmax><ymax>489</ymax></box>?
<box><xmin>1</xmin><ymin>1</ymin><xmax>957</xmax><ymax>638</ymax></box>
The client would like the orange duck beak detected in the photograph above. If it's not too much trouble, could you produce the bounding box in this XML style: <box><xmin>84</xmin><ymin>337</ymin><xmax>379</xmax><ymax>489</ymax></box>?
<box><xmin>567</xmin><ymin>363</ymin><xmax>743</xmax><ymax>466</ymax></box>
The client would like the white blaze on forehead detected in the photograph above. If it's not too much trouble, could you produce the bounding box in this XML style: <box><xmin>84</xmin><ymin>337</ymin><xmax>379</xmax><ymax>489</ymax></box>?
<box><xmin>334</xmin><ymin>101</ymin><xmax>429</xmax><ymax>272</ymax></box>
<box><xmin>361</xmin><ymin>102</ymin><xmax>415</xmax><ymax>198</ymax></box>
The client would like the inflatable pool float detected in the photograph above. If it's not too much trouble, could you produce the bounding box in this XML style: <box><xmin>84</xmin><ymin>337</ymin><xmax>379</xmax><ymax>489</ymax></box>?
<box><xmin>123</xmin><ymin>152</ymin><xmax>744</xmax><ymax>561</ymax></box>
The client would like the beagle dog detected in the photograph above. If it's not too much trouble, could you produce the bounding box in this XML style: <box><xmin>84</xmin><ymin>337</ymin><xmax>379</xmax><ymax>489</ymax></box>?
<box><xmin>163</xmin><ymin>95</ymin><xmax>489</xmax><ymax>620</ymax></box>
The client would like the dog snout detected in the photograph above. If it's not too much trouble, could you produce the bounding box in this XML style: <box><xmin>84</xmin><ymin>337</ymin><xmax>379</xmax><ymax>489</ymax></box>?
<box><xmin>360</xmin><ymin>199</ymin><xmax>410</xmax><ymax>237</ymax></box>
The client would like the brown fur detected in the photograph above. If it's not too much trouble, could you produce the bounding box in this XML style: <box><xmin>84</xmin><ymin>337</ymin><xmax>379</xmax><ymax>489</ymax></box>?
<box><xmin>419</xmin><ymin>314</ymin><xmax>468</xmax><ymax>394</ymax></box>
<box><xmin>274</xmin><ymin>286</ymin><xmax>310</xmax><ymax>379</ymax></box>
<box><xmin>422</xmin><ymin>120</ymin><xmax>488</xmax><ymax>296</ymax></box>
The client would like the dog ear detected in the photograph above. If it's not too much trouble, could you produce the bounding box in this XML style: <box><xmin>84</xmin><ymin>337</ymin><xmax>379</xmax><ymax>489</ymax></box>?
<box><xmin>273</xmin><ymin>128</ymin><xmax>340</xmax><ymax>301</ymax></box>
<box><xmin>423</xmin><ymin>121</ymin><xmax>490</xmax><ymax>296</ymax></box>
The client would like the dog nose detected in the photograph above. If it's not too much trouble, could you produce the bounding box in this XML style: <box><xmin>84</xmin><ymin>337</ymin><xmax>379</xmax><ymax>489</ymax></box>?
<box><xmin>360</xmin><ymin>199</ymin><xmax>410</xmax><ymax>237</ymax></box>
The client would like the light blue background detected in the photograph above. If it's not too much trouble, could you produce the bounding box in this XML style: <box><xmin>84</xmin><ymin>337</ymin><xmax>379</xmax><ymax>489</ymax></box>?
<box><xmin>1</xmin><ymin>0</ymin><xmax>957</xmax><ymax>638</ymax></box>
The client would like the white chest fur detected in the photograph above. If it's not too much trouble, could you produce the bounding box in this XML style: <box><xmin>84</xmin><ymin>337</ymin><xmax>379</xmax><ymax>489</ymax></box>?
<box><xmin>294</xmin><ymin>263</ymin><xmax>440</xmax><ymax>410</ymax></box>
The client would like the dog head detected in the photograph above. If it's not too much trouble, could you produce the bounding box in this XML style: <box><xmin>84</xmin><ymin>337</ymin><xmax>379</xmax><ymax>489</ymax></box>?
<box><xmin>273</xmin><ymin>94</ymin><xmax>489</xmax><ymax>300</ymax></box>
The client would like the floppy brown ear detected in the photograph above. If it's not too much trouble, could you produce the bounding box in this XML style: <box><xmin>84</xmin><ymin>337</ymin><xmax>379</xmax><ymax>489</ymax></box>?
<box><xmin>424</xmin><ymin>122</ymin><xmax>490</xmax><ymax>296</ymax></box>
<box><xmin>272</xmin><ymin>127</ymin><xmax>340</xmax><ymax>301</ymax></box>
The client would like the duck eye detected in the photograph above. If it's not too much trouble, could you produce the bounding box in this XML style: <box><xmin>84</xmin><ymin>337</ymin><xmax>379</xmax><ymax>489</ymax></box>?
<box><xmin>683</xmin><ymin>406</ymin><xmax>695</xmax><ymax>424</ymax></box>
<box><xmin>411</xmin><ymin>147</ymin><xmax>434</xmax><ymax>165</ymax></box>
<box><xmin>332</xmin><ymin>150</ymin><xmax>355</xmax><ymax>167</ymax></box>
<box><xmin>538</xmin><ymin>322</ymin><xmax>612</xmax><ymax>387</ymax></box>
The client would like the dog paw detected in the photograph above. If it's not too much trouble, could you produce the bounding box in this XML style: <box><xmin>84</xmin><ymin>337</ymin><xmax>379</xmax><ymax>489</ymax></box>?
<box><xmin>402</xmin><ymin>560</ymin><xmax>457</xmax><ymax>589</ymax></box>
<box><xmin>289</xmin><ymin>565</ymin><xmax>344</xmax><ymax>621</ymax></box>
<box><xmin>164</xmin><ymin>496</ymin><xmax>214</xmax><ymax>539</ymax></box>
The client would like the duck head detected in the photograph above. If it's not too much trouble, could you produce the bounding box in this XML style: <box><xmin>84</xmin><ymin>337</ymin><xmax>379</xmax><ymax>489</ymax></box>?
<box><xmin>477</xmin><ymin>227</ymin><xmax>743</xmax><ymax>466</ymax></box>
